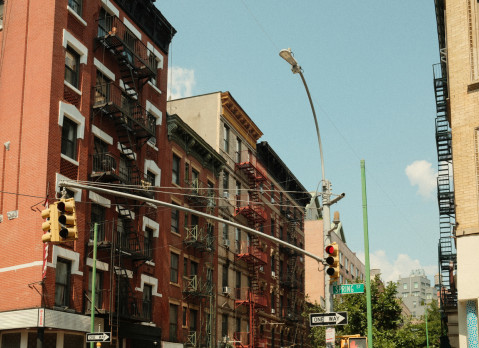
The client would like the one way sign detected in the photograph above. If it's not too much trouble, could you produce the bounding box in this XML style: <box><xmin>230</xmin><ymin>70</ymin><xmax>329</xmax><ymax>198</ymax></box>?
<box><xmin>309</xmin><ymin>312</ymin><xmax>348</xmax><ymax>327</ymax></box>
<box><xmin>86</xmin><ymin>332</ymin><xmax>111</xmax><ymax>343</ymax></box>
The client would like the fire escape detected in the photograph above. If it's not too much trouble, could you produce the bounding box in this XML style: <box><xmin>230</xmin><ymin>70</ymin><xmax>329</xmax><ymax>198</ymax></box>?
<box><xmin>280</xmin><ymin>205</ymin><xmax>303</xmax><ymax>323</ymax></box>
<box><xmin>433</xmin><ymin>63</ymin><xmax>457</xmax><ymax>311</ymax></box>
<box><xmin>234</xmin><ymin>152</ymin><xmax>268</xmax><ymax>348</ymax></box>
<box><xmin>89</xmin><ymin>12</ymin><xmax>158</xmax><ymax>346</ymax></box>
<box><xmin>183</xmin><ymin>178</ymin><xmax>216</xmax><ymax>348</ymax></box>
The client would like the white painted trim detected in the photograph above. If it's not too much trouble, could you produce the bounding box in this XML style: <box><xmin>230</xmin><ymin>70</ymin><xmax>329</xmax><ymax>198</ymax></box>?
<box><xmin>89</xmin><ymin>191</ymin><xmax>111</xmax><ymax>208</ymax></box>
<box><xmin>93</xmin><ymin>58</ymin><xmax>115</xmax><ymax>81</ymax></box>
<box><xmin>123</xmin><ymin>17</ymin><xmax>142</xmax><ymax>40</ymax></box>
<box><xmin>67</xmin><ymin>6</ymin><xmax>87</xmax><ymax>26</ymax></box>
<box><xmin>60</xmin><ymin>153</ymin><xmax>79</xmax><ymax>166</ymax></box>
<box><xmin>135</xmin><ymin>274</ymin><xmax>162</xmax><ymax>297</ymax></box>
<box><xmin>58</xmin><ymin>101</ymin><xmax>85</xmax><ymax>139</ymax></box>
<box><xmin>0</xmin><ymin>261</ymin><xmax>43</xmax><ymax>273</ymax></box>
<box><xmin>146</xmin><ymin>100</ymin><xmax>162</xmax><ymax>125</ymax></box>
<box><xmin>92</xmin><ymin>125</ymin><xmax>113</xmax><ymax>145</ymax></box>
<box><xmin>117</xmin><ymin>205</ymin><xmax>135</xmax><ymax>220</ymax></box>
<box><xmin>86</xmin><ymin>258</ymin><xmax>109</xmax><ymax>271</ymax></box>
<box><xmin>101</xmin><ymin>0</ymin><xmax>120</xmax><ymax>17</ymax></box>
<box><xmin>117</xmin><ymin>142</ymin><xmax>136</xmax><ymax>159</ymax></box>
<box><xmin>147</xmin><ymin>140</ymin><xmax>159</xmax><ymax>151</ymax></box>
<box><xmin>56</xmin><ymin>173</ymin><xmax>82</xmax><ymax>201</ymax></box>
<box><xmin>62</xmin><ymin>29</ymin><xmax>88</xmax><ymax>64</ymax></box>
<box><xmin>144</xmin><ymin>159</ymin><xmax>161</xmax><ymax>187</ymax></box>
<box><xmin>63</xmin><ymin>80</ymin><xmax>82</xmax><ymax>96</ymax></box>
<box><xmin>49</xmin><ymin>246</ymin><xmax>83</xmax><ymax>276</ymax></box>
<box><xmin>147</xmin><ymin>42</ymin><xmax>164</xmax><ymax>69</ymax></box>
<box><xmin>143</xmin><ymin>216</ymin><xmax>159</xmax><ymax>238</ymax></box>
<box><xmin>147</xmin><ymin>81</ymin><xmax>162</xmax><ymax>95</ymax></box>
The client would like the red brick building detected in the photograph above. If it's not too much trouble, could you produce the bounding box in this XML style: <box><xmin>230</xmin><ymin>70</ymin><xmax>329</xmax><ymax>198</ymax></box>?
<box><xmin>0</xmin><ymin>0</ymin><xmax>175</xmax><ymax>347</ymax></box>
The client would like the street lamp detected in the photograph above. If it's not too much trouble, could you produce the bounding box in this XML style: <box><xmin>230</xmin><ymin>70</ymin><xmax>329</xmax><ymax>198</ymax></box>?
<box><xmin>279</xmin><ymin>48</ymin><xmax>335</xmax><ymax>322</ymax></box>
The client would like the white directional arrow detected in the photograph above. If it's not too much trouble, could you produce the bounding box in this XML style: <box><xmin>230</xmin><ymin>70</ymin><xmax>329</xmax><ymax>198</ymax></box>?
<box><xmin>86</xmin><ymin>332</ymin><xmax>111</xmax><ymax>342</ymax></box>
<box><xmin>309</xmin><ymin>312</ymin><xmax>348</xmax><ymax>326</ymax></box>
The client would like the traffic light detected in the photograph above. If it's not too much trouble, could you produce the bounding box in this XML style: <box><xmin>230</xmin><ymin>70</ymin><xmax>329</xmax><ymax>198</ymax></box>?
<box><xmin>57</xmin><ymin>198</ymin><xmax>78</xmax><ymax>241</ymax></box>
<box><xmin>41</xmin><ymin>202</ymin><xmax>60</xmax><ymax>243</ymax></box>
<box><xmin>348</xmin><ymin>337</ymin><xmax>367</xmax><ymax>348</ymax></box>
<box><xmin>325</xmin><ymin>242</ymin><xmax>340</xmax><ymax>283</ymax></box>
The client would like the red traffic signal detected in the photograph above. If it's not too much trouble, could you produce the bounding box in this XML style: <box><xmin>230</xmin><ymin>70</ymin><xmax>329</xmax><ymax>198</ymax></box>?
<box><xmin>325</xmin><ymin>242</ymin><xmax>340</xmax><ymax>282</ymax></box>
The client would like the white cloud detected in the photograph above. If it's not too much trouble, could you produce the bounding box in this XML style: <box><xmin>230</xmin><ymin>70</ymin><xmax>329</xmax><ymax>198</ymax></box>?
<box><xmin>405</xmin><ymin>160</ymin><xmax>437</xmax><ymax>199</ymax></box>
<box><xmin>356</xmin><ymin>250</ymin><xmax>436</xmax><ymax>284</ymax></box>
<box><xmin>167</xmin><ymin>66</ymin><xmax>196</xmax><ymax>100</ymax></box>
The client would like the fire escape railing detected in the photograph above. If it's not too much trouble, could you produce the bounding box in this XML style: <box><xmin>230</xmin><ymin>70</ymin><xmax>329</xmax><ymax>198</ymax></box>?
<box><xmin>433</xmin><ymin>63</ymin><xmax>457</xmax><ymax>310</ymax></box>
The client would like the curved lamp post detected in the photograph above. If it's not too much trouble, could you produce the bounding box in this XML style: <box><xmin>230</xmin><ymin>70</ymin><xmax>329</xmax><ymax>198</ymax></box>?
<box><xmin>279</xmin><ymin>48</ymin><xmax>334</xmax><ymax>320</ymax></box>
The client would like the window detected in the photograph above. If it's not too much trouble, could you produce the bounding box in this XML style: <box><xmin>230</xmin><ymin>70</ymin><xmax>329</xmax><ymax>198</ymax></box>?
<box><xmin>236</xmin><ymin>317</ymin><xmax>241</xmax><ymax>335</ymax></box>
<box><xmin>172</xmin><ymin>154</ymin><xmax>180</xmax><ymax>185</ymax></box>
<box><xmin>182</xmin><ymin>307</ymin><xmax>187</xmax><ymax>326</ymax></box>
<box><xmin>236</xmin><ymin>270</ymin><xmax>241</xmax><ymax>298</ymax></box>
<box><xmin>61</xmin><ymin>117</ymin><xmax>78</xmax><ymax>159</ymax></box>
<box><xmin>191</xmin><ymin>261</ymin><xmax>198</xmax><ymax>276</ymax></box>
<box><xmin>271</xmin><ymin>291</ymin><xmax>275</xmax><ymax>311</ymax></box>
<box><xmin>414</xmin><ymin>282</ymin><xmax>419</xmax><ymax>289</ymax></box>
<box><xmin>90</xmin><ymin>204</ymin><xmax>106</xmax><ymax>241</ymax></box>
<box><xmin>94</xmin><ymin>71</ymin><xmax>111</xmax><ymax>106</ymax></box>
<box><xmin>170</xmin><ymin>253</ymin><xmax>179</xmax><ymax>283</ymax></box>
<box><xmin>144</xmin><ymin>226</ymin><xmax>153</xmax><ymax>259</ymax></box>
<box><xmin>65</xmin><ymin>46</ymin><xmax>80</xmax><ymax>88</ymax></box>
<box><xmin>222</xmin><ymin>264</ymin><xmax>228</xmax><ymax>288</ymax></box>
<box><xmin>236</xmin><ymin>137</ymin><xmax>242</xmax><ymax>163</ymax></box>
<box><xmin>88</xmin><ymin>269</ymin><xmax>102</xmax><ymax>309</ymax></box>
<box><xmin>223</xmin><ymin>223</ymin><xmax>229</xmax><ymax>243</ymax></box>
<box><xmin>171</xmin><ymin>206</ymin><xmax>179</xmax><ymax>233</ymax></box>
<box><xmin>183</xmin><ymin>257</ymin><xmax>188</xmax><ymax>277</ymax></box>
<box><xmin>223</xmin><ymin>124</ymin><xmax>230</xmax><ymax>152</ymax></box>
<box><xmin>169</xmin><ymin>304</ymin><xmax>179</xmax><ymax>341</ymax></box>
<box><xmin>221</xmin><ymin>314</ymin><xmax>228</xmax><ymax>338</ymax></box>
<box><xmin>270</xmin><ymin>184</ymin><xmax>275</xmax><ymax>203</ymax></box>
<box><xmin>236</xmin><ymin>181</ymin><xmax>241</xmax><ymax>208</ymax></box>
<box><xmin>68</xmin><ymin>0</ymin><xmax>82</xmax><ymax>16</ymax></box>
<box><xmin>143</xmin><ymin>284</ymin><xmax>152</xmax><ymax>321</ymax></box>
<box><xmin>146</xmin><ymin>170</ymin><xmax>155</xmax><ymax>189</ymax></box>
<box><xmin>403</xmin><ymin>283</ymin><xmax>407</xmax><ymax>290</ymax></box>
<box><xmin>185</xmin><ymin>162</ymin><xmax>190</xmax><ymax>183</ymax></box>
<box><xmin>55</xmin><ymin>258</ymin><xmax>71</xmax><ymax>307</ymax></box>
<box><xmin>190</xmin><ymin>309</ymin><xmax>198</xmax><ymax>331</ymax></box>
<box><xmin>223</xmin><ymin>171</ymin><xmax>229</xmax><ymax>196</ymax></box>
<box><xmin>235</xmin><ymin>227</ymin><xmax>241</xmax><ymax>252</ymax></box>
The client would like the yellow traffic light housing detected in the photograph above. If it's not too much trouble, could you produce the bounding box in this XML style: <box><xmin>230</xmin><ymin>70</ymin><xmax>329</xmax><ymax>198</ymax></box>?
<box><xmin>325</xmin><ymin>242</ymin><xmax>340</xmax><ymax>283</ymax></box>
<box><xmin>41</xmin><ymin>199</ymin><xmax>78</xmax><ymax>243</ymax></box>
<box><xmin>57</xmin><ymin>198</ymin><xmax>78</xmax><ymax>241</ymax></box>
<box><xmin>41</xmin><ymin>202</ymin><xmax>60</xmax><ymax>243</ymax></box>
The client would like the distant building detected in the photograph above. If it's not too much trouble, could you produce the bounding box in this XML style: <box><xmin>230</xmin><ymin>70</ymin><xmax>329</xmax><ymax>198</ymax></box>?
<box><xmin>396</xmin><ymin>269</ymin><xmax>437</xmax><ymax>318</ymax></box>
<box><xmin>304</xmin><ymin>211</ymin><xmax>365</xmax><ymax>307</ymax></box>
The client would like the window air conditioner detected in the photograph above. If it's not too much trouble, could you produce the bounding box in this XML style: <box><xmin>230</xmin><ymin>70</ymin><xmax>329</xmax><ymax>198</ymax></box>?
<box><xmin>222</xmin><ymin>286</ymin><xmax>231</xmax><ymax>295</ymax></box>
<box><xmin>223</xmin><ymin>239</ymin><xmax>230</xmax><ymax>248</ymax></box>
<box><xmin>271</xmin><ymin>308</ymin><xmax>276</xmax><ymax>314</ymax></box>
<box><xmin>223</xmin><ymin>191</ymin><xmax>229</xmax><ymax>198</ymax></box>
<box><xmin>271</xmin><ymin>271</ymin><xmax>276</xmax><ymax>278</ymax></box>
<box><xmin>271</xmin><ymin>198</ymin><xmax>275</xmax><ymax>204</ymax></box>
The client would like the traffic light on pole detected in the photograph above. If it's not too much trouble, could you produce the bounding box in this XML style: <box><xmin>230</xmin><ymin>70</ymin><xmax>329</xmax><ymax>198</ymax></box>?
<box><xmin>57</xmin><ymin>198</ymin><xmax>78</xmax><ymax>242</ymax></box>
<box><xmin>325</xmin><ymin>242</ymin><xmax>340</xmax><ymax>283</ymax></box>
<box><xmin>41</xmin><ymin>202</ymin><xmax>60</xmax><ymax>243</ymax></box>
<box><xmin>348</xmin><ymin>337</ymin><xmax>367</xmax><ymax>348</ymax></box>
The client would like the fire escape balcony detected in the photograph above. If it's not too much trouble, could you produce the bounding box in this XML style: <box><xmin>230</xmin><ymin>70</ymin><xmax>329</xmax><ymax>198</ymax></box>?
<box><xmin>115</xmin><ymin>220</ymin><xmax>152</xmax><ymax>261</ymax></box>
<box><xmin>90</xmin><ymin>152</ymin><xmax>155</xmax><ymax>198</ymax></box>
<box><xmin>234</xmin><ymin>153</ymin><xmax>268</xmax><ymax>184</ymax></box>
<box><xmin>185</xmin><ymin>178</ymin><xmax>215</xmax><ymax>210</ymax></box>
<box><xmin>234</xmin><ymin>195</ymin><xmax>266</xmax><ymax>225</ymax></box>
<box><xmin>92</xmin><ymin>83</ymin><xmax>156</xmax><ymax>140</ymax></box>
<box><xmin>235</xmin><ymin>241</ymin><xmax>267</xmax><ymax>265</ymax></box>
<box><xmin>234</xmin><ymin>288</ymin><xmax>268</xmax><ymax>309</ymax></box>
<box><xmin>184</xmin><ymin>331</ymin><xmax>197</xmax><ymax>347</ymax></box>
<box><xmin>183</xmin><ymin>225</ymin><xmax>214</xmax><ymax>252</ymax></box>
<box><xmin>182</xmin><ymin>275</ymin><xmax>210</xmax><ymax>298</ymax></box>
<box><xmin>96</xmin><ymin>14</ymin><xmax>157</xmax><ymax>80</ymax></box>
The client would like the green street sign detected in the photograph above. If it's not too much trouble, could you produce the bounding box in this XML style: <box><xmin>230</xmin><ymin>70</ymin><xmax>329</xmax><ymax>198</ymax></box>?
<box><xmin>333</xmin><ymin>283</ymin><xmax>365</xmax><ymax>295</ymax></box>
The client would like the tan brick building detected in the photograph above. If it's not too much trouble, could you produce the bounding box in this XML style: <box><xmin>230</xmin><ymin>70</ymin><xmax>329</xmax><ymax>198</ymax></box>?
<box><xmin>433</xmin><ymin>0</ymin><xmax>479</xmax><ymax>346</ymax></box>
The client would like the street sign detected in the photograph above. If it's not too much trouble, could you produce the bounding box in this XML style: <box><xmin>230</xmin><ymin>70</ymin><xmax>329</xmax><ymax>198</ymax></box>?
<box><xmin>309</xmin><ymin>312</ymin><xmax>348</xmax><ymax>326</ymax></box>
<box><xmin>86</xmin><ymin>332</ymin><xmax>111</xmax><ymax>343</ymax></box>
<box><xmin>325</xmin><ymin>327</ymin><xmax>335</xmax><ymax>343</ymax></box>
<box><xmin>332</xmin><ymin>283</ymin><xmax>365</xmax><ymax>295</ymax></box>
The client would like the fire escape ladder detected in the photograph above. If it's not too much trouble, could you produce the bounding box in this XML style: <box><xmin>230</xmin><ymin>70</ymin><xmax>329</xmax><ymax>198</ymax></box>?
<box><xmin>119</xmin><ymin>63</ymin><xmax>139</xmax><ymax>100</ymax></box>
<box><xmin>433</xmin><ymin>63</ymin><xmax>457</xmax><ymax>311</ymax></box>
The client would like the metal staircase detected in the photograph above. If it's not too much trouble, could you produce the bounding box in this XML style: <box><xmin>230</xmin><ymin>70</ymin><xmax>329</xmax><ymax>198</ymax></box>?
<box><xmin>433</xmin><ymin>63</ymin><xmax>457</xmax><ymax>311</ymax></box>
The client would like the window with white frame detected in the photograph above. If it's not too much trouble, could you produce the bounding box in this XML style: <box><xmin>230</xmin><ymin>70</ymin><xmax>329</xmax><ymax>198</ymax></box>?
<box><xmin>65</xmin><ymin>46</ymin><xmax>80</xmax><ymax>88</ymax></box>
<box><xmin>68</xmin><ymin>0</ymin><xmax>82</xmax><ymax>16</ymax></box>
<box><xmin>61</xmin><ymin>117</ymin><xmax>78</xmax><ymax>160</ymax></box>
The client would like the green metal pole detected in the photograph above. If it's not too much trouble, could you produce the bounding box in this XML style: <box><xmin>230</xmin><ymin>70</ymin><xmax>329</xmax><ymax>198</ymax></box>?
<box><xmin>425</xmin><ymin>305</ymin><xmax>430</xmax><ymax>348</ymax></box>
<box><xmin>90</xmin><ymin>223</ymin><xmax>99</xmax><ymax>348</ymax></box>
<box><xmin>361</xmin><ymin>160</ymin><xmax>373</xmax><ymax>348</ymax></box>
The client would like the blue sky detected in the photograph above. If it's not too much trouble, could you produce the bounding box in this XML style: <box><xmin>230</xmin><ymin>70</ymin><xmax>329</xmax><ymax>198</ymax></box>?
<box><xmin>159</xmin><ymin>2</ymin><xmax>440</xmax><ymax>283</ymax></box>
